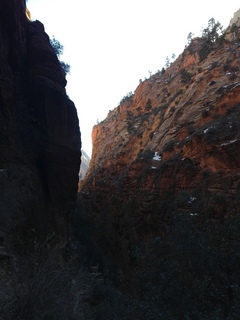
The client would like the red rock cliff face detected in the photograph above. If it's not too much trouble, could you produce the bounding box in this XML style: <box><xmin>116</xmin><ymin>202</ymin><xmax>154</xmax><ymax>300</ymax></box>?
<box><xmin>79</xmin><ymin>20</ymin><xmax>240</xmax><ymax>306</ymax></box>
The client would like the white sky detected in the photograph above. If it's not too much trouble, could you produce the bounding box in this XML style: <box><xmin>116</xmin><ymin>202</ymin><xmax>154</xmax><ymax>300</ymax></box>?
<box><xmin>27</xmin><ymin>0</ymin><xmax>239</xmax><ymax>156</ymax></box>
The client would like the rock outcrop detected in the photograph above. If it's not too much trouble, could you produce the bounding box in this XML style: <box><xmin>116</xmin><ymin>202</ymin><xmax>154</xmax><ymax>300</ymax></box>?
<box><xmin>79</xmin><ymin>11</ymin><xmax>240</xmax><ymax>318</ymax></box>
<box><xmin>0</xmin><ymin>1</ymin><xmax>81</xmax><ymax>316</ymax></box>
<box><xmin>0</xmin><ymin>0</ymin><xmax>81</xmax><ymax>234</ymax></box>
<box><xmin>79</xmin><ymin>149</ymin><xmax>90</xmax><ymax>181</ymax></box>
<box><xmin>229</xmin><ymin>8</ymin><xmax>240</xmax><ymax>27</ymax></box>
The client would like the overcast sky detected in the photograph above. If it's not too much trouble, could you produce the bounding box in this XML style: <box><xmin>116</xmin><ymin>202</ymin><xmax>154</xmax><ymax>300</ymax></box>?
<box><xmin>27</xmin><ymin>0</ymin><xmax>239</xmax><ymax>156</ymax></box>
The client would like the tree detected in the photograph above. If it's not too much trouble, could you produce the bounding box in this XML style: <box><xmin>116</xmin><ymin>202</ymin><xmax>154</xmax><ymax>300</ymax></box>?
<box><xmin>199</xmin><ymin>18</ymin><xmax>224</xmax><ymax>61</ymax></box>
<box><xmin>187</xmin><ymin>32</ymin><xmax>194</xmax><ymax>45</ymax></box>
<box><xmin>118</xmin><ymin>91</ymin><xmax>134</xmax><ymax>106</ymax></box>
<box><xmin>165</xmin><ymin>56</ymin><xmax>170</xmax><ymax>68</ymax></box>
<box><xmin>202</xmin><ymin>18</ymin><xmax>223</xmax><ymax>43</ymax></box>
<box><xmin>180</xmin><ymin>69</ymin><xmax>192</xmax><ymax>84</ymax></box>
<box><xmin>50</xmin><ymin>36</ymin><xmax>64</xmax><ymax>57</ymax></box>
<box><xmin>145</xmin><ymin>98</ymin><xmax>152</xmax><ymax>111</ymax></box>
<box><xmin>50</xmin><ymin>36</ymin><xmax>71</xmax><ymax>75</ymax></box>
<box><xmin>60</xmin><ymin>61</ymin><xmax>71</xmax><ymax>75</ymax></box>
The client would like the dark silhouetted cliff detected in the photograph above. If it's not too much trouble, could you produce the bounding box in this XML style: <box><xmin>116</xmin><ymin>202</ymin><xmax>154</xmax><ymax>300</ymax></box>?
<box><xmin>0</xmin><ymin>1</ymin><xmax>82</xmax><ymax>318</ymax></box>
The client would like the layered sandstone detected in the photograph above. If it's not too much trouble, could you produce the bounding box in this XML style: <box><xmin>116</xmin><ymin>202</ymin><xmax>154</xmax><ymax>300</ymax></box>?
<box><xmin>82</xmin><ymin>35</ymin><xmax>240</xmax><ymax>227</ymax></box>
<box><xmin>79</xmin><ymin>12</ymin><xmax>240</xmax><ymax>318</ymax></box>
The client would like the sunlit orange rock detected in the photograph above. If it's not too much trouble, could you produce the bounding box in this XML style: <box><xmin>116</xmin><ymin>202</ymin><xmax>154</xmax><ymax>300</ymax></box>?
<box><xmin>79</xmin><ymin>20</ymin><xmax>240</xmax><ymax>291</ymax></box>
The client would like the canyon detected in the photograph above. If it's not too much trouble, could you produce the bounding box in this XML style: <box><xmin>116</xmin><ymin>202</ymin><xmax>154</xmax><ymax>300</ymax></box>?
<box><xmin>0</xmin><ymin>1</ymin><xmax>240</xmax><ymax>318</ymax></box>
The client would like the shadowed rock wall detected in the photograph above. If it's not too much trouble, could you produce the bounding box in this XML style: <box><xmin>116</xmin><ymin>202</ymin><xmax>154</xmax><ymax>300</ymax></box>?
<box><xmin>0</xmin><ymin>0</ymin><xmax>81</xmax><ymax>234</ymax></box>
<box><xmin>0</xmin><ymin>2</ymin><xmax>81</xmax><ymax>314</ymax></box>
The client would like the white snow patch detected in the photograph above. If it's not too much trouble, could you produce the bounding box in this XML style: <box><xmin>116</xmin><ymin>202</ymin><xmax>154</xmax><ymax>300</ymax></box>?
<box><xmin>151</xmin><ymin>166</ymin><xmax>157</xmax><ymax>169</ymax></box>
<box><xmin>220</xmin><ymin>139</ymin><xmax>237</xmax><ymax>146</ymax></box>
<box><xmin>153</xmin><ymin>152</ymin><xmax>161</xmax><ymax>161</ymax></box>
<box><xmin>188</xmin><ymin>197</ymin><xmax>196</xmax><ymax>204</ymax></box>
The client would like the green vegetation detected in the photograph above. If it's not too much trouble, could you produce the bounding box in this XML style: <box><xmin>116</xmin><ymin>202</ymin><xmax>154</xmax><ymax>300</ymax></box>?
<box><xmin>202</xmin><ymin>18</ymin><xmax>223</xmax><ymax>43</ymax></box>
<box><xmin>50</xmin><ymin>36</ymin><xmax>71</xmax><ymax>75</ymax></box>
<box><xmin>145</xmin><ymin>98</ymin><xmax>152</xmax><ymax>111</ymax></box>
<box><xmin>199</xmin><ymin>18</ymin><xmax>224</xmax><ymax>61</ymax></box>
<box><xmin>187</xmin><ymin>32</ymin><xmax>194</xmax><ymax>45</ymax></box>
<box><xmin>180</xmin><ymin>69</ymin><xmax>192</xmax><ymax>84</ymax></box>
<box><xmin>118</xmin><ymin>91</ymin><xmax>134</xmax><ymax>106</ymax></box>
<box><xmin>50</xmin><ymin>36</ymin><xmax>64</xmax><ymax>56</ymax></box>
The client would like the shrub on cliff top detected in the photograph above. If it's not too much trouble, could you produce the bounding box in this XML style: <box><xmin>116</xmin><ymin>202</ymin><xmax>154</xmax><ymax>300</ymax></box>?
<box><xmin>50</xmin><ymin>36</ymin><xmax>71</xmax><ymax>75</ymax></box>
<box><xmin>199</xmin><ymin>18</ymin><xmax>224</xmax><ymax>61</ymax></box>
<box><xmin>118</xmin><ymin>91</ymin><xmax>134</xmax><ymax>106</ymax></box>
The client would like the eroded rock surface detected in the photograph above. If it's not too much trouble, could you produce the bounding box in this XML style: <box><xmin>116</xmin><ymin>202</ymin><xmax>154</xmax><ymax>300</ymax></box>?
<box><xmin>79</xmin><ymin>11</ymin><xmax>240</xmax><ymax>318</ymax></box>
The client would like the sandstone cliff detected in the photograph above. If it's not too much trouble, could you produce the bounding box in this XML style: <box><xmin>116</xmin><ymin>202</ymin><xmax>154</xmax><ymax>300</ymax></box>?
<box><xmin>0</xmin><ymin>1</ymin><xmax>81</xmax><ymax>317</ymax></box>
<box><xmin>79</xmin><ymin>12</ymin><xmax>240</xmax><ymax>318</ymax></box>
<box><xmin>79</xmin><ymin>149</ymin><xmax>90</xmax><ymax>180</ymax></box>
<box><xmin>0</xmin><ymin>0</ymin><xmax>81</xmax><ymax>232</ymax></box>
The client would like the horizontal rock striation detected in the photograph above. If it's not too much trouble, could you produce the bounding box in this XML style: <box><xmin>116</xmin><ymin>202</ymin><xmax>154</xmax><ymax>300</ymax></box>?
<box><xmin>79</xmin><ymin>12</ymin><xmax>240</xmax><ymax>317</ymax></box>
